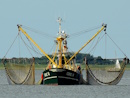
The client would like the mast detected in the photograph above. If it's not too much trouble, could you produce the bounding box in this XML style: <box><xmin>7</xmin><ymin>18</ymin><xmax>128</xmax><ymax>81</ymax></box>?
<box><xmin>57</xmin><ymin>17</ymin><xmax>63</xmax><ymax>68</ymax></box>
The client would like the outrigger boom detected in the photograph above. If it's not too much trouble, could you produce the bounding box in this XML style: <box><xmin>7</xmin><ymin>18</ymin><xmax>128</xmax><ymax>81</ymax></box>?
<box><xmin>65</xmin><ymin>23</ymin><xmax>107</xmax><ymax>65</ymax></box>
<box><xmin>17</xmin><ymin>25</ymin><xmax>57</xmax><ymax>66</ymax></box>
<box><xmin>17</xmin><ymin>23</ymin><xmax>107</xmax><ymax>69</ymax></box>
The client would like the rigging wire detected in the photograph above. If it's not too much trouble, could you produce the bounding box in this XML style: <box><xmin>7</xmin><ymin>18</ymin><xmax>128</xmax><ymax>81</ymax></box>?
<box><xmin>68</xmin><ymin>25</ymin><xmax>102</xmax><ymax>39</ymax></box>
<box><xmin>18</xmin><ymin>32</ymin><xmax>21</xmax><ymax>58</ymax></box>
<box><xmin>3</xmin><ymin>33</ymin><xmax>19</xmax><ymax>58</ymax></box>
<box><xmin>88</xmin><ymin>33</ymin><xmax>106</xmax><ymax>54</ymax></box>
<box><xmin>85</xmin><ymin>37</ymin><xmax>96</xmax><ymax>53</ymax></box>
<box><xmin>18</xmin><ymin>24</ymin><xmax>103</xmax><ymax>58</ymax></box>
<box><xmin>21</xmin><ymin>25</ymin><xmax>55</xmax><ymax>40</ymax></box>
<box><xmin>106</xmin><ymin>33</ymin><xmax>127</xmax><ymax>57</ymax></box>
<box><xmin>27</xmin><ymin>37</ymin><xmax>43</xmax><ymax>56</ymax></box>
<box><xmin>86</xmin><ymin>31</ymin><xmax>127</xmax><ymax>60</ymax></box>
<box><xmin>105</xmin><ymin>32</ymin><xmax>107</xmax><ymax>59</ymax></box>
<box><xmin>19</xmin><ymin>33</ymin><xmax>44</xmax><ymax>66</ymax></box>
<box><xmin>18</xmin><ymin>31</ymin><xmax>21</xmax><ymax>79</ymax></box>
<box><xmin>24</xmin><ymin>32</ymin><xmax>56</xmax><ymax>58</ymax></box>
<box><xmin>67</xmin><ymin>30</ymin><xmax>105</xmax><ymax>61</ymax></box>
<box><xmin>19</xmin><ymin>33</ymin><xmax>43</xmax><ymax>56</ymax></box>
<box><xmin>67</xmin><ymin>46</ymin><xmax>75</xmax><ymax>54</ymax></box>
<box><xmin>47</xmin><ymin>43</ymin><xmax>55</xmax><ymax>55</ymax></box>
<box><xmin>19</xmin><ymin>32</ymin><xmax>33</xmax><ymax>57</ymax></box>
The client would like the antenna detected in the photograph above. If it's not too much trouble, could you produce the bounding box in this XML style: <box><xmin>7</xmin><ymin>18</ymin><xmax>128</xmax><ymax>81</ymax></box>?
<box><xmin>57</xmin><ymin>17</ymin><xmax>62</xmax><ymax>34</ymax></box>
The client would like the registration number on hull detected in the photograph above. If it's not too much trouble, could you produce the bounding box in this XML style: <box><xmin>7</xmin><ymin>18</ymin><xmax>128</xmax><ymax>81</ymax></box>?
<box><xmin>66</xmin><ymin>72</ymin><xmax>74</xmax><ymax>77</ymax></box>
<box><xmin>44</xmin><ymin>72</ymin><xmax>50</xmax><ymax>77</ymax></box>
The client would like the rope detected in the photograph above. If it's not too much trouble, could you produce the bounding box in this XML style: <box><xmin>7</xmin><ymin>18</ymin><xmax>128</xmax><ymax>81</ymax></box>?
<box><xmin>19</xmin><ymin>33</ymin><xmax>33</xmax><ymax>57</ymax></box>
<box><xmin>85</xmin><ymin>37</ymin><xmax>96</xmax><ymax>53</ymax></box>
<box><xmin>69</xmin><ymin>25</ymin><xmax>102</xmax><ymax>39</ymax></box>
<box><xmin>18</xmin><ymin>32</ymin><xmax>21</xmax><ymax>57</ymax></box>
<box><xmin>19</xmin><ymin>32</ymin><xmax>43</xmax><ymax>56</ymax></box>
<box><xmin>106</xmin><ymin>33</ymin><xmax>127</xmax><ymax>57</ymax></box>
<box><xmin>105</xmin><ymin>32</ymin><xmax>107</xmax><ymax>59</ymax></box>
<box><xmin>47</xmin><ymin>43</ymin><xmax>55</xmax><ymax>55</ymax></box>
<box><xmin>20</xmin><ymin>32</ymin><xmax>49</xmax><ymax>66</ymax></box>
<box><xmin>3</xmin><ymin>33</ymin><xmax>19</xmax><ymax>59</ymax></box>
<box><xmin>88</xmin><ymin>33</ymin><xmax>105</xmax><ymax>54</ymax></box>
<box><xmin>21</xmin><ymin>25</ymin><xmax>55</xmax><ymax>40</ymax></box>
<box><xmin>26</xmin><ymin>36</ymin><xmax>43</xmax><ymax>56</ymax></box>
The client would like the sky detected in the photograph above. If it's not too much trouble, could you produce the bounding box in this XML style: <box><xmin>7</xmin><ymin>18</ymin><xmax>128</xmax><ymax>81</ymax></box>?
<box><xmin>0</xmin><ymin>0</ymin><xmax>130</xmax><ymax>59</ymax></box>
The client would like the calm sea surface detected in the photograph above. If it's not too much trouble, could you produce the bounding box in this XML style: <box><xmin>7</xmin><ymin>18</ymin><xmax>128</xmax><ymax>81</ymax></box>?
<box><xmin>0</xmin><ymin>70</ymin><xmax>130</xmax><ymax>98</ymax></box>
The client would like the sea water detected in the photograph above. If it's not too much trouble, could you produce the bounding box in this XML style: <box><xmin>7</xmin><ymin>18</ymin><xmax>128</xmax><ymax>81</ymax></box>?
<box><xmin>0</xmin><ymin>70</ymin><xmax>130</xmax><ymax>98</ymax></box>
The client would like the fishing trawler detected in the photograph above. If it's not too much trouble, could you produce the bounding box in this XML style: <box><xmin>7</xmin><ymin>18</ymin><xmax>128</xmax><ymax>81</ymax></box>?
<box><xmin>3</xmin><ymin>17</ymin><xmax>129</xmax><ymax>85</ymax></box>
<box><xmin>16</xmin><ymin>17</ymin><xmax>107</xmax><ymax>85</ymax></box>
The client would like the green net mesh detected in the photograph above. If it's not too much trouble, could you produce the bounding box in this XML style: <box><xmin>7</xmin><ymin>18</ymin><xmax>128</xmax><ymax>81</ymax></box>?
<box><xmin>86</xmin><ymin>58</ymin><xmax>128</xmax><ymax>85</ymax></box>
<box><xmin>3</xmin><ymin>58</ymin><xmax>35</xmax><ymax>85</ymax></box>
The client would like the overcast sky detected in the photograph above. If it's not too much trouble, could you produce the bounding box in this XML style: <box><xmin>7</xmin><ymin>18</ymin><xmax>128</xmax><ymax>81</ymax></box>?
<box><xmin>0</xmin><ymin>0</ymin><xmax>130</xmax><ymax>59</ymax></box>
